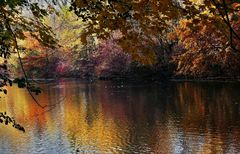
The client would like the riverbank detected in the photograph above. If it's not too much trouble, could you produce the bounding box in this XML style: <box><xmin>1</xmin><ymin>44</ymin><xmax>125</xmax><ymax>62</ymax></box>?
<box><xmin>35</xmin><ymin>75</ymin><xmax>240</xmax><ymax>84</ymax></box>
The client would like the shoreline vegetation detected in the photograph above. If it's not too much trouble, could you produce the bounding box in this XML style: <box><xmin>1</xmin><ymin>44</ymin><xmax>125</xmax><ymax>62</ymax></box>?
<box><xmin>12</xmin><ymin>4</ymin><xmax>239</xmax><ymax>85</ymax></box>
<box><xmin>1</xmin><ymin>1</ymin><xmax>240</xmax><ymax>92</ymax></box>
<box><xmin>27</xmin><ymin>75</ymin><xmax>240</xmax><ymax>83</ymax></box>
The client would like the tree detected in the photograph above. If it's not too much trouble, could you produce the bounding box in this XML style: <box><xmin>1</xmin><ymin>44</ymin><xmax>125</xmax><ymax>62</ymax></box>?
<box><xmin>44</xmin><ymin>6</ymin><xmax>91</xmax><ymax>76</ymax></box>
<box><xmin>70</xmin><ymin>0</ymin><xmax>240</xmax><ymax>63</ymax></box>
<box><xmin>70</xmin><ymin>0</ymin><xmax>179</xmax><ymax>64</ymax></box>
<box><xmin>166</xmin><ymin>1</ymin><xmax>240</xmax><ymax>77</ymax></box>
<box><xmin>180</xmin><ymin>0</ymin><xmax>240</xmax><ymax>51</ymax></box>
<box><xmin>92</xmin><ymin>34</ymin><xmax>131</xmax><ymax>78</ymax></box>
<box><xmin>168</xmin><ymin>18</ymin><xmax>240</xmax><ymax>77</ymax></box>
<box><xmin>19</xmin><ymin>32</ymin><xmax>60</xmax><ymax>78</ymax></box>
<box><xmin>0</xmin><ymin>0</ymin><xmax>57</xmax><ymax>86</ymax></box>
<box><xmin>0</xmin><ymin>0</ymin><xmax>57</xmax><ymax>131</ymax></box>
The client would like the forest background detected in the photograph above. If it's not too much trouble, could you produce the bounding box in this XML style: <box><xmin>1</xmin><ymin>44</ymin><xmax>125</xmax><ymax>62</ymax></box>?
<box><xmin>1</xmin><ymin>0</ymin><xmax>240</xmax><ymax>83</ymax></box>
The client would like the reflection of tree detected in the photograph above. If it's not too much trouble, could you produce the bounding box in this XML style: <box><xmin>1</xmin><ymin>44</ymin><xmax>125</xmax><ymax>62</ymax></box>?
<box><xmin>172</xmin><ymin>82</ymin><xmax>240</xmax><ymax>153</ymax></box>
<box><xmin>2</xmin><ymin>80</ymin><xmax>240</xmax><ymax>153</ymax></box>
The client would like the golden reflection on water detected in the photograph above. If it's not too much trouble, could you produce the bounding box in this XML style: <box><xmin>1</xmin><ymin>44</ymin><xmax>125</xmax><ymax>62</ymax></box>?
<box><xmin>0</xmin><ymin>80</ymin><xmax>240</xmax><ymax>153</ymax></box>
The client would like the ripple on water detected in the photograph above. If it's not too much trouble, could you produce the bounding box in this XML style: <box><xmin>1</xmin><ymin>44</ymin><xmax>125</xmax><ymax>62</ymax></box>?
<box><xmin>1</xmin><ymin>81</ymin><xmax>240</xmax><ymax>153</ymax></box>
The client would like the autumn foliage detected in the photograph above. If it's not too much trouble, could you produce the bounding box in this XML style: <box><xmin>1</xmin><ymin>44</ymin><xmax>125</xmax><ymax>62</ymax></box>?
<box><xmin>169</xmin><ymin>13</ymin><xmax>240</xmax><ymax>78</ymax></box>
<box><xmin>9</xmin><ymin>1</ymin><xmax>240</xmax><ymax>80</ymax></box>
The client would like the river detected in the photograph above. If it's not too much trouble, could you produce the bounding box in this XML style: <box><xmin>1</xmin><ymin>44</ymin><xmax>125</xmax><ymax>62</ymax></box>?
<box><xmin>0</xmin><ymin>80</ymin><xmax>240</xmax><ymax>153</ymax></box>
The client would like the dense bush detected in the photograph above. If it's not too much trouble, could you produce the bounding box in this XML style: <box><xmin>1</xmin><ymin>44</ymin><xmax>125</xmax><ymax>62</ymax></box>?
<box><xmin>92</xmin><ymin>39</ymin><xmax>131</xmax><ymax>78</ymax></box>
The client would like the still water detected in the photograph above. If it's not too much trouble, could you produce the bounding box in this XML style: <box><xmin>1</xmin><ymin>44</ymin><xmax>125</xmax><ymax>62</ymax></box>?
<box><xmin>0</xmin><ymin>80</ymin><xmax>240</xmax><ymax>153</ymax></box>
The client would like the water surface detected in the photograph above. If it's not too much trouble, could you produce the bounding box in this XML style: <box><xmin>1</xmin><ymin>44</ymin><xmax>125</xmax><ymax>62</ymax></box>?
<box><xmin>0</xmin><ymin>80</ymin><xmax>240</xmax><ymax>153</ymax></box>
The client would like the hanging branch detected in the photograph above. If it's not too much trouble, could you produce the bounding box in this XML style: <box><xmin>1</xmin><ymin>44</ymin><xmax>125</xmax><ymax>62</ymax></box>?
<box><xmin>2</xmin><ymin>8</ymin><xmax>46</xmax><ymax>108</ymax></box>
<box><xmin>211</xmin><ymin>0</ymin><xmax>240</xmax><ymax>41</ymax></box>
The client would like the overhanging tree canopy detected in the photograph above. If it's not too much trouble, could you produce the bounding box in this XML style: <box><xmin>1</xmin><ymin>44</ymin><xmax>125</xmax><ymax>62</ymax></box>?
<box><xmin>70</xmin><ymin>0</ymin><xmax>240</xmax><ymax>63</ymax></box>
<box><xmin>0</xmin><ymin>1</ymin><xmax>57</xmax><ymax>130</ymax></box>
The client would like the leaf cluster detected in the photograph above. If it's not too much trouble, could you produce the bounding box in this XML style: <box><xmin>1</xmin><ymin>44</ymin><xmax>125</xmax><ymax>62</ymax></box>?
<box><xmin>0</xmin><ymin>112</ymin><xmax>25</xmax><ymax>132</ymax></box>
<box><xmin>13</xmin><ymin>78</ymin><xmax>41</xmax><ymax>95</ymax></box>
